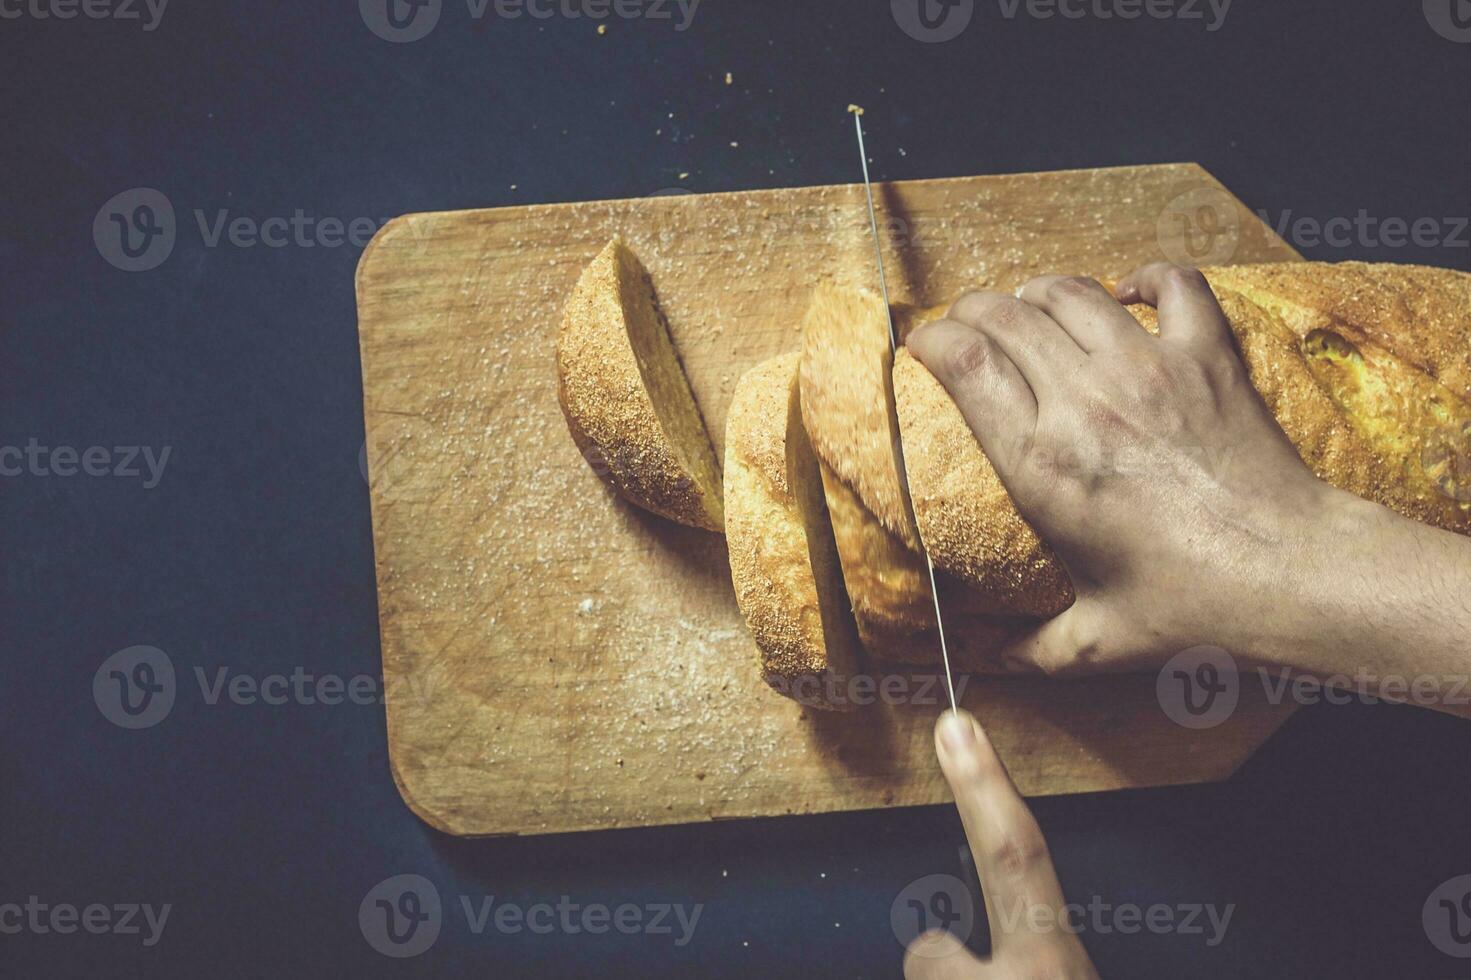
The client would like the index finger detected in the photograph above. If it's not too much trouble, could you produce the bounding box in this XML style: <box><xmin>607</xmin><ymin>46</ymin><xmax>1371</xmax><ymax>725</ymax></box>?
<box><xmin>935</xmin><ymin>710</ymin><xmax>1073</xmax><ymax>954</ymax></box>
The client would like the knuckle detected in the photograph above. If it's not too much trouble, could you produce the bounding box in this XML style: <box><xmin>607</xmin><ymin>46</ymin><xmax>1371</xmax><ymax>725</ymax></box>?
<box><xmin>1032</xmin><ymin>644</ymin><xmax>1077</xmax><ymax>679</ymax></box>
<box><xmin>1024</xmin><ymin>602</ymin><xmax>1110</xmax><ymax>678</ymax></box>
<box><xmin>948</xmin><ymin>289</ymin><xmax>993</xmax><ymax>322</ymax></box>
<box><xmin>1079</xmin><ymin>393</ymin><xmax>1130</xmax><ymax>434</ymax></box>
<box><xmin>1047</xmin><ymin>275</ymin><xmax>1099</xmax><ymax>300</ymax></box>
<box><xmin>1063</xmin><ymin>614</ymin><xmax>1110</xmax><ymax>673</ymax></box>
<box><xmin>950</xmin><ymin>290</ymin><xmax>1022</xmax><ymax>329</ymax></box>
<box><xmin>1162</xmin><ymin>264</ymin><xmax>1209</xmax><ymax>293</ymax></box>
<box><xmin>990</xmin><ymin>298</ymin><xmax>1024</xmax><ymax>329</ymax></box>
<box><xmin>1035</xmin><ymin>625</ymin><xmax>1091</xmax><ymax>677</ymax></box>
<box><xmin>942</xmin><ymin>335</ymin><xmax>994</xmax><ymax>381</ymax></box>
<box><xmin>987</xmin><ymin>827</ymin><xmax>1051</xmax><ymax>882</ymax></box>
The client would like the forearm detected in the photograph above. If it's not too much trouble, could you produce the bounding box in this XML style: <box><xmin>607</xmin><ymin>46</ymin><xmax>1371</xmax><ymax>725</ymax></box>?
<box><xmin>1241</xmin><ymin>488</ymin><xmax>1471</xmax><ymax>715</ymax></box>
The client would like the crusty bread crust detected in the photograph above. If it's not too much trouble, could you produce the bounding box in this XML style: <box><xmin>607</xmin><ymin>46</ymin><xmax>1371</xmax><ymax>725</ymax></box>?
<box><xmin>1205</xmin><ymin>264</ymin><xmax>1471</xmax><ymax>532</ymax></box>
<box><xmin>1207</xmin><ymin>262</ymin><xmax>1471</xmax><ymax>401</ymax></box>
<box><xmin>893</xmin><ymin>262</ymin><xmax>1471</xmax><ymax>616</ymax></box>
<box><xmin>556</xmin><ymin>239</ymin><xmax>724</xmax><ymax>531</ymax></box>
<box><xmin>725</xmin><ymin>353</ymin><xmax>863</xmax><ymax>710</ymax></box>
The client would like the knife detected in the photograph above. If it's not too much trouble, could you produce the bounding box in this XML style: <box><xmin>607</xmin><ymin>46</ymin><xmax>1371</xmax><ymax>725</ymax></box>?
<box><xmin>852</xmin><ymin>109</ymin><xmax>959</xmax><ymax>714</ymax></box>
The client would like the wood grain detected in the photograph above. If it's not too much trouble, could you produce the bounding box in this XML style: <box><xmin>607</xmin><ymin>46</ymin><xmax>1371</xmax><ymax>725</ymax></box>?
<box><xmin>356</xmin><ymin>164</ymin><xmax>1302</xmax><ymax>837</ymax></box>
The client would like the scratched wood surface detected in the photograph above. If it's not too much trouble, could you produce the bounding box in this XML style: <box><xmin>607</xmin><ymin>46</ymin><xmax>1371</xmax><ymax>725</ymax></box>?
<box><xmin>355</xmin><ymin>163</ymin><xmax>1302</xmax><ymax>837</ymax></box>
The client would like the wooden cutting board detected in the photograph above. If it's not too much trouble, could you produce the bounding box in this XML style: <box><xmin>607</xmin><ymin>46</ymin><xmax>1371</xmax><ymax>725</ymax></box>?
<box><xmin>356</xmin><ymin>163</ymin><xmax>1301</xmax><ymax>837</ymax></box>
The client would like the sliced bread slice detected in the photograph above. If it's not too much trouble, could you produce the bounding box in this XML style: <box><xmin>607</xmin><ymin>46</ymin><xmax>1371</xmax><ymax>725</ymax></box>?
<box><xmin>725</xmin><ymin>353</ymin><xmax>863</xmax><ymax>710</ymax></box>
<box><xmin>556</xmin><ymin>239</ymin><xmax>724</xmax><ymax>531</ymax></box>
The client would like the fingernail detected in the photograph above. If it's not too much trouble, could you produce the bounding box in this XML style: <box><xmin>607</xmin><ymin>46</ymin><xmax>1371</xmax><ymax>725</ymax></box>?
<box><xmin>939</xmin><ymin>711</ymin><xmax>977</xmax><ymax>756</ymax></box>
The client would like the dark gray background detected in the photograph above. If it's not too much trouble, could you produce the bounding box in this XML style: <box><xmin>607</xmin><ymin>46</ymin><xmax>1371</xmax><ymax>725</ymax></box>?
<box><xmin>4</xmin><ymin>1</ymin><xmax>1471</xmax><ymax>976</ymax></box>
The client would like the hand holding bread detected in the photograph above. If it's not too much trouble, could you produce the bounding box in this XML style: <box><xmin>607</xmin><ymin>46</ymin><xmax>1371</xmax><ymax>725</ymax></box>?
<box><xmin>558</xmin><ymin>241</ymin><xmax>1471</xmax><ymax>707</ymax></box>
<box><xmin>908</xmin><ymin>263</ymin><xmax>1471</xmax><ymax>699</ymax></box>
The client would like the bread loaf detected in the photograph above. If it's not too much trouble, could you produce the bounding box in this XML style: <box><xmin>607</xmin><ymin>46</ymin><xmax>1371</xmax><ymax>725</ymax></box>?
<box><xmin>558</xmin><ymin>255</ymin><xmax>1471</xmax><ymax>695</ymax></box>
<box><xmin>725</xmin><ymin>353</ymin><xmax>863</xmax><ymax>710</ymax></box>
<box><xmin>556</xmin><ymin>240</ymin><xmax>724</xmax><ymax>531</ymax></box>
<box><xmin>893</xmin><ymin>262</ymin><xmax>1471</xmax><ymax>615</ymax></box>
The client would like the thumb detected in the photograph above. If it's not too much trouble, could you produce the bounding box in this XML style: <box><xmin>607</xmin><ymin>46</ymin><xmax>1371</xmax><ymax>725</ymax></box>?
<box><xmin>995</xmin><ymin>600</ymin><xmax>1107</xmax><ymax>677</ymax></box>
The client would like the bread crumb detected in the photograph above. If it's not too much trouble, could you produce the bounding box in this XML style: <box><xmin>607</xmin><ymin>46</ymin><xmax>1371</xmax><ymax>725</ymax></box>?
<box><xmin>847</xmin><ymin>104</ymin><xmax>865</xmax><ymax>115</ymax></box>
<box><xmin>597</xmin><ymin>23</ymin><xmax>606</xmax><ymax>34</ymax></box>
<box><xmin>729</xmin><ymin>141</ymin><xmax>739</xmax><ymax>148</ymax></box>
<box><xmin>725</xmin><ymin>72</ymin><xmax>733</xmax><ymax>85</ymax></box>
<box><xmin>679</xmin><ymin>172</ymin><xmax>690</xmax><ymax>179</ymax></box>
